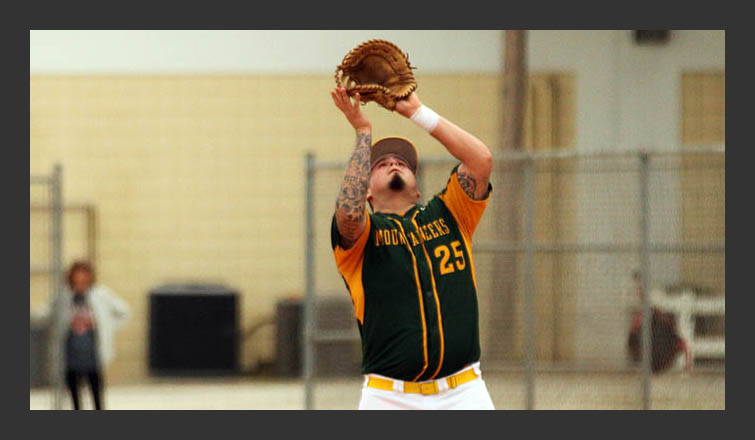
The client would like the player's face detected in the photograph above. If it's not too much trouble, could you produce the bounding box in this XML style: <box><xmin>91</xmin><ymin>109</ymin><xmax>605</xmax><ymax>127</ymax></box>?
<box><xmin>367</xmin><ymin>154</ymin><xmax>419</xmax><ymax>206</ymax></box>
<box><xmin>369</xmin><ymin>154</ymin><xmax>416</xmax><ymax>192</ymax></box>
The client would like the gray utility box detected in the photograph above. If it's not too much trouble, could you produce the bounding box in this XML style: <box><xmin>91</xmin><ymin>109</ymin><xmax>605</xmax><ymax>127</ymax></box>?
<box><xmin>275</xmin><ymin>296</ymin><xmax>361</xmax><ymax>377</ymax></box>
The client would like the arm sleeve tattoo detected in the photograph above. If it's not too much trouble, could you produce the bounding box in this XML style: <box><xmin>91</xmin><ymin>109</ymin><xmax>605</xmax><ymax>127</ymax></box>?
<box><xmin>335</xmin><ymin>132</ymin><xmax>372</xmax><ymax>245</ymax></box>
<box><xmin>457</xmin><ymin>167</ymin><xmax>489</xmax><ymax>201</ymax></box>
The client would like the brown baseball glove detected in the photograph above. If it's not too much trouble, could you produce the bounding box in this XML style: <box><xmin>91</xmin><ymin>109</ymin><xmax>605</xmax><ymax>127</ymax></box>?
<box><xmin>335</xmin><ymin>39</ymin><xmax>417</xmax><ymax>111</ymax></box>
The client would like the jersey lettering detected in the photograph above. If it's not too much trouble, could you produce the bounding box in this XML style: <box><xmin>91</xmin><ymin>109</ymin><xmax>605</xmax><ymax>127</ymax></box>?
<box><xmin>373</xmin><ymin>219</ymin><xmax>451</xmax><ymax>248</ymax></box>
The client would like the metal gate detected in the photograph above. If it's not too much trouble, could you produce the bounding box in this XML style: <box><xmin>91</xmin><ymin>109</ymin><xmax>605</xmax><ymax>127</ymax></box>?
<box><xmin>303</xmin><ymin>147</ymin><xmax>725</xmax><ymax>409</ymax></box>
<box><xmin>30</xmin><ymin>164</ymin><xmax>64</xmax><ymax>410</ymax></box>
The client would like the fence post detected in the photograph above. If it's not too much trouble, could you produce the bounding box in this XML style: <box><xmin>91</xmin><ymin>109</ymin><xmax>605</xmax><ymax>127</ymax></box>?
<box><xmin>303</xmin><ymin>153</ymin><xmax>316</xmax><ymax>410</ymax></box>
<box><xmin>639</xmin><ymin>152</ymin><xmax>652</xmax><ymax>410</ymax></box>
<box><xmin>50</xmin><ymin>163</ymin><xmax>64</xmax><ymax>410</ymax></box>
<box><xmin>523</xmin><ymin>157</ymin><xmax>536</xmax><ymax>410</ymax></box>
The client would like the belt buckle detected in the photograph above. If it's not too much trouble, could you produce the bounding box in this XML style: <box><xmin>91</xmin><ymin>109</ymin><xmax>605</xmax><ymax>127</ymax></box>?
<box><xmin>447</xmin><ymin>375</ymin><xmax>458</xmax><ymax>389</ymax></box>
<box><xmin>419</xmin><ymin>382</ymin><xmax>438</xmax><ymax>395</ymax></box>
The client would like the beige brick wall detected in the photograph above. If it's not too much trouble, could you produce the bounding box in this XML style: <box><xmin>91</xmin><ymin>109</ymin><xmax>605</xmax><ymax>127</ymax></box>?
<box><xmin>30</xmin><ymin>74</ymin><xmax>504</xmax><ymax>383</ymax></box>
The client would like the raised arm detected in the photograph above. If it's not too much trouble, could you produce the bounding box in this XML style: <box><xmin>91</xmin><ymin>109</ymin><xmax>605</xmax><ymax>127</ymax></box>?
<box><xmin>395</xmin><ymin>93</ymin><xmax>493</xmax><ymax>200</ymax></box>
<box><xmin>331</xmin><ymin>87</ymin><xmax>372</xmax><ymax>249</ymax></box>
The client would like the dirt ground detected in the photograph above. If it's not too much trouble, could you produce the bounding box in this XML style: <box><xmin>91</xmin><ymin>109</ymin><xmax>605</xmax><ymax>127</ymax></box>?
<box><xmin>30</xmin><ymin>371</ymin><xmax>724</xmax><ymax>410</ymax></box>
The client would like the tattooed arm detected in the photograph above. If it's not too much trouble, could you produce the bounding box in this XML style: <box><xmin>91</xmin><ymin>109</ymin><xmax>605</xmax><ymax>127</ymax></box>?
<box><xmin>335</xmin><ymin>131</ymin><xmax>371</xmax><ymax>248</ymax></box>
<box><xmin>331</xmin><ymin>88</ymin><xmax>372</xmax><ymax>249</ymax></box>
<box><xmin>395</xmin><ymin>93</ymin><xmax>492</xmax><ymax>200</ymax></box>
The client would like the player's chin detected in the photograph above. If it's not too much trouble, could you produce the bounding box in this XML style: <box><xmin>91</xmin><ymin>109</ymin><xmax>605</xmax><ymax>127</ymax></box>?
<box><xmin>388</xmin><ymin>173</ymin><xmax>406</xmax><ymax>191</ymax></box>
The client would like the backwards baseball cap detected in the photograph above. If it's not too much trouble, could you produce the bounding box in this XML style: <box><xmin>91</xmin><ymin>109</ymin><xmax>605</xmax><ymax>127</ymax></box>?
<box><xmin>370</xmin><ymin>137</ymin><xmax>418</xmax><ymax>174</ymax></box>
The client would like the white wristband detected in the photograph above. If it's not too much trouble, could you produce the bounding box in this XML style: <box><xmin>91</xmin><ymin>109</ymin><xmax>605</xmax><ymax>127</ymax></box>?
<box><xmin>410</xmin><ymin>104</ymin><xmax>440</xmax><ymax>133</ymax></box>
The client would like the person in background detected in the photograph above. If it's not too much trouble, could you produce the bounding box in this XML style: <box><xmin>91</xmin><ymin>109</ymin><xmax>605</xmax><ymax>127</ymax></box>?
<box><xmin>54</xmin><ymin>261</ymin><xmax>130</xmax><ymax>410</ymax></box>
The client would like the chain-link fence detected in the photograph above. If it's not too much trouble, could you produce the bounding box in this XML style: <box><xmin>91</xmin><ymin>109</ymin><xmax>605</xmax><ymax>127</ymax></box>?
<box><xmin>303</xmin><ymin>147</ymin><xmax>724</xmax><ymax>409</ymax></box>
<box><xmin>30</xmin><ymin>164</ymin><xmax>64</xmax><ymax>410</ymax></box>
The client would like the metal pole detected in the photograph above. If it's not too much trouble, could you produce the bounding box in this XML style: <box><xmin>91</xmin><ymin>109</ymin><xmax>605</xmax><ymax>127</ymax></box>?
<box><xmin>416</xmin><ymin>160</ymin><xmax>426</xmax><ymax>205</ymax></box>
<box><xmin>523</xmin><ymin>157</ymin><xmax>536</xmax><ymax>410</ymax></box>
<box><xmin>303</xmin><ymin>153</ymin><xmax>316</xmax><ymax>410</ymax></box>
<box><xmin>639</xmin><ymin>153</ymin><xmax>652</xmax><ymax>410</ymax></box>
<box><xmin>50</xmin><ymin>164</ymin><xmax>64</xmax><ymax>410</ymax></box>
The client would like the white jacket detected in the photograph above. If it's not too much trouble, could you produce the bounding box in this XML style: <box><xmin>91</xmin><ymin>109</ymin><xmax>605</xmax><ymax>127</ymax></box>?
<box><xmin>54</xmin><ymin>284</ymin><xmax>131</xmax><ymax>367</ymax></box>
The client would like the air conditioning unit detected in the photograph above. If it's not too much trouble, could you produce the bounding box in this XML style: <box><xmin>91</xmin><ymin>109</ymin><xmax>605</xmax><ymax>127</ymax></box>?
<box><xmin>633</xmin><ymin>30</ymin><xmax>671</xmax><ymax>45</ymax></box>
<box><xmin>149</xmin><ymin>283</ymin><xmax>239</xmax><ymax>375</ymax></box>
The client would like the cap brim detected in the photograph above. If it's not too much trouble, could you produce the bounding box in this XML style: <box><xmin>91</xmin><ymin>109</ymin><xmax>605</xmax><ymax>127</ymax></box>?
<box><xmin>370</xmin><ymin>137</ymin><xmax>418</xmax><ymax>174</ymax></box>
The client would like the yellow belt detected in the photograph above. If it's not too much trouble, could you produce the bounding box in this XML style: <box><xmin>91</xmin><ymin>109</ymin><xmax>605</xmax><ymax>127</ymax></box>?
<box><xmin>366</xmin><ymin>368</ymin><xmax>479</xmax><ymax>395</ymax></box>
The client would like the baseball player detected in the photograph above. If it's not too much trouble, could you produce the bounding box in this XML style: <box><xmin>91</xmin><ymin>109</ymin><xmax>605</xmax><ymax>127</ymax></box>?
<box><xmin>330</xmin><ymin>87</ymin><xmax>495</xmax><ymax>410</ymax></box>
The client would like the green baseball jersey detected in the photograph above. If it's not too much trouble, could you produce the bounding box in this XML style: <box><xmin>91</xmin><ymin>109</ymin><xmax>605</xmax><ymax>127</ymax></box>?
<box><xmin>331</xmin><ymin>165</ymin><xmax>492</xmax><ymax>382</ymax></box>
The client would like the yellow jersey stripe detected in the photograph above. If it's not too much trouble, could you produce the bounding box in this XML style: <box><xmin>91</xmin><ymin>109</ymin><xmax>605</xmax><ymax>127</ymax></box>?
<box><xmin>390</xmin><ymin>218</ymin><xmax>429</xmax><ymax>382</ymax></box>
<box><xmin>411</xmin><ymin>210</ymin><xmax>446</xmax><ymax>380</ymax></box>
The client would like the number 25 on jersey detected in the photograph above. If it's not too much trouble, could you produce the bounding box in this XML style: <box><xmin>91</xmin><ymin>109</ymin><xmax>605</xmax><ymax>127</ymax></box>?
<box><xmin>433</xmin><ymin>240</ymin><xmax>466</xmax><ymax>275</ymax></box>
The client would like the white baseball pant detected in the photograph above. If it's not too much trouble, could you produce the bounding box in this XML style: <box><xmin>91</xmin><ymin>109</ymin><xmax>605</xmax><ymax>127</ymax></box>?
<box><xmin>357</xmin><ymin>362</ymin><xmax>495</xmax><ymax>410</ymax></box>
